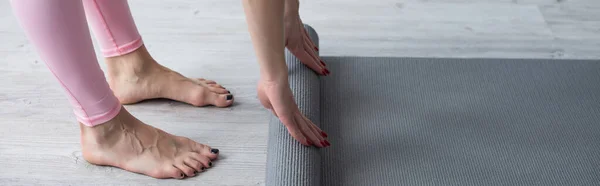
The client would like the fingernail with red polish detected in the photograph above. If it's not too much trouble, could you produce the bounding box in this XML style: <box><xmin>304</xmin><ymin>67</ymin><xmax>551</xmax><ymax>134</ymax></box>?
<box><xmin>321</xmin><ymin>131</ymin><xmax>328</xmax><ymax>137</ymax></box>
<box><xmin>321</xmin><ymin>60</ymin><xmax>326</xmax><ymax>66</ymax></box>
<box><xmin>307</xmin><ymin>140</ymin><xmax>313</xmax><ymax>146</ymax></box>
<box><xmin>315</xmin><ymin>47</ymin><xmax>319</xmax><ymax>51</ymax></box>
<box><xmin>324</xmin><ymin>69</ymin><xmax>330</xmax><ymax>74</ymax></box>
<box><xmin>325</xmin><ymin>140</ymin><xmax>331</xmax><ymax>146</ymax></box>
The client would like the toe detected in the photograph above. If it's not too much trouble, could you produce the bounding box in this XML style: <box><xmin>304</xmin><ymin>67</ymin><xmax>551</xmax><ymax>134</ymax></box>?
<box><xmin>196</xmin><ymin>80</ymin><xmax>229</xmax><ymax>94</ymax></box>
<box><xmin>208</xmin><ymin>86</ymin><xmax>229</xmax><ymax>94</ymax></box>
<box><xmin>206</xmin><ymin>91</ymin><xmax>234</xmax><ymax>108</ymax></box>
<box><xmin>188</xmin><ymin>87</ymin><xmax>233</xmax><ymax>107</ymax></box>
<box><xmin>209</xmin><ymin>84</ymin><xmax>225</xmax><ymax>89</ymax></box>
<box><xmin>163</xmin><ymin>165</ymin><xmax>185</xmax><ymax>179</ymax></box>
<box><xmin>197</xmin><ymin>78</ymin><xmax>216</xmax><ymax>84</ymax></box>
<box><xmin>193</xmin><ymin>143</ymin><xmax>219</xmax><ymax>160</ymax></box>
<box><xmin>189</xmin><ymin>152</ymin><xmax>213</xmax><ymax>168</ymax></box>
<box><xmin>174</xmin><ymin>162</ymin><xmax>196</xmax><ymax>177</ymax></box>
<box><xmin>184</xmin><ymin>156</ymin><xmax>205</xmax><ymax>173</ymax></box>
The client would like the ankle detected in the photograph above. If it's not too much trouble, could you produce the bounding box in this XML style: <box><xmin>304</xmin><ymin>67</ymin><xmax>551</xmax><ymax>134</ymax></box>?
<box><xmin>106</xmin><ymin>45</ymin><xmax>158</xmax><ymax>75</ymax></box>
<box><xmin>80</xmin><ymin>109</ymin><xmax>130</xmax><ymax>144</ymax></box>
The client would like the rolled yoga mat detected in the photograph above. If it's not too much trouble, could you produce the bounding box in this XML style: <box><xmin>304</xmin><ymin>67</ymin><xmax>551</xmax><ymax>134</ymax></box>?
<box><xmin>267</xmin><ymin>26</ymin><xmax>600</xmax><ymax>185</ymax></box>
<box><xmin>265</xmin><ymin>25</ymin><xmax>322</xmax><ymax>186</ymax></box>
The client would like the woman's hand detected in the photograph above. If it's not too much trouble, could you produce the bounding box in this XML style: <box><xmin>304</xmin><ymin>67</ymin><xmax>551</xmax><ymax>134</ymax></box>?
<box><xmin>242</xmin><ymin>0</ymin><xmax>329</xmax><ymax>147</ymax></box>
<box><xmin>258</xmin><ymin>79</ymin><xmax>329</xmax><ymax>148</ymax></box>
<box><xmin>284</xmin><ymin>1</ymin><xmax>329</xmax><ymax>75</ymax></box>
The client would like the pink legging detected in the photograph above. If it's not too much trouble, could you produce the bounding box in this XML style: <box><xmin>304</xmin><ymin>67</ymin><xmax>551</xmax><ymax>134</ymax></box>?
<box><xmin>11</xmin><ymin>0</ymin><xmax>143</xmax><ymax>126</ymax></box>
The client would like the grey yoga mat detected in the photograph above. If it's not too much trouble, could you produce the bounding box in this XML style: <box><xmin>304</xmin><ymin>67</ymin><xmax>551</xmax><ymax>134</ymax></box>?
<box><xmin>266</xmin><ymin>26</ymin><xmax>600</xmax><ymax>185</ymax></box>
<box><xmin>265</xmin><ymin>25</ymin><xmax>322</xmax><ymax>186</ymax></box>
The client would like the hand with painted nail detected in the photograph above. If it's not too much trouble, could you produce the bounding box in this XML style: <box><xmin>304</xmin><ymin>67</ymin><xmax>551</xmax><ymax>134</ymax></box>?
<box><xmin>284</xmin><ymin>0</ymin><xmax>329</xmax><ymax>75</ymax></box>
<box><xmin>258</xmin><ymin>80</ymin><xmax>329</xmax><ymax>147</ymax></box>
<box><xmin>242</xmin><ymin>0</ymin><xmax>329</xmax><ymax>148</ymax></box>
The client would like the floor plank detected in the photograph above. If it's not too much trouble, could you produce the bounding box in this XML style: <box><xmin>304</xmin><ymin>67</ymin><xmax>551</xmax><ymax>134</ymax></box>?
<box><xmin>1</xmin><ymin>0</ymin><xmax>599</xmax><ymax>185</ymax></box>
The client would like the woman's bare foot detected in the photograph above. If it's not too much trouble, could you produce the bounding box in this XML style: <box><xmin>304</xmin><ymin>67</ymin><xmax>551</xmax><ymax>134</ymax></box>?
<box><xmin>81</xmin><ymin>108</ymin><xmax>219</xmax><ymax>179</ymax></box>
<box><xmin>105</xmin><ymin>46</ymin><xmax>234</xmax><ymax>107</ymax></box>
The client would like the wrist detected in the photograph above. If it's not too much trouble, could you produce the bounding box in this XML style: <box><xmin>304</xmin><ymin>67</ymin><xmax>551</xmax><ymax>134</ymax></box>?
<box><xmin>284</xmin><ymin>0</ymin><xmax>299</xmax><ymax>20</ymax></box>
<box><xmin>260</xmin><ymin>67</ymin><xmax>288</xmax><ymax>83</ymax></box>
<box><xmin>256</xmin><ymin>50</ymin><xmax>288</xmax><ymax>82</ymax></box>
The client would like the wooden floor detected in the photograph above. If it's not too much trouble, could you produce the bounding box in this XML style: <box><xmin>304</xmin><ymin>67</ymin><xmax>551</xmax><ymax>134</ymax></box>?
<box><xmin>1</xmin><ymin>0</ymin><xmax>599</xmax><ymax>185</ymax></box>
